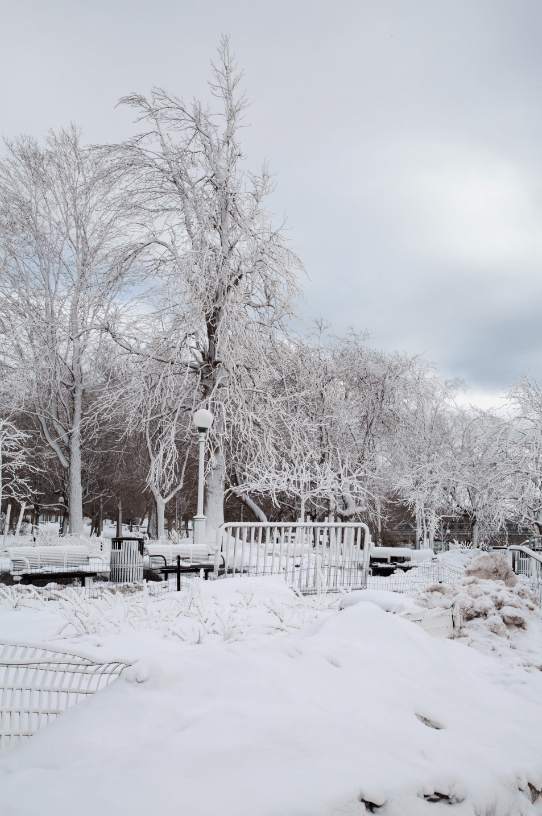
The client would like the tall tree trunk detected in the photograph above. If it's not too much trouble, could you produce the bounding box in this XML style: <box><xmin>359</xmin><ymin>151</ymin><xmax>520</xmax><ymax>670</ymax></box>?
<box><xmin>2</xmin><ymin>503</ymin><xmax>11</xmax><ymax>547</ymax></box>
<box><xmin>156</xmin><ymin>495</ymin><xmax>166</xmax><ymax>540</ymax></box>
<box><xmin>148</xmin><ymin>500</ymin><xmax>158</xmax><ymax>539</ymax></box>
<box><xmin>116</xmin><ymin>498</ymin><xmax>122</xmax><ymax>537</ymax></box>
<box><xmin>68</xmin><ymin>384</ymin><xmax>84</xmax><ymax>534</ymax></box>
<box><xmin>415</xmin><ymin>504</ymin><xmax>423</xmax><ymax>549</ymax></box>
<box><xmin>33</xmin><ymin>503</ymin><xmax>41</xmax><ymax>530</ymax></box>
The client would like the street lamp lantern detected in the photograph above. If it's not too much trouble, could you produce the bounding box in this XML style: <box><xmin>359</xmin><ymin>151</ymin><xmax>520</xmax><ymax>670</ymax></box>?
<box><xmin>192</xmin><ymin>409</ymin><xmax>214</xmax><ymax>546</ymax></box>
<box><xmin>192</xmin><ymin>408</ymin><xmax>214</xmax><ymax>432</ymax></box>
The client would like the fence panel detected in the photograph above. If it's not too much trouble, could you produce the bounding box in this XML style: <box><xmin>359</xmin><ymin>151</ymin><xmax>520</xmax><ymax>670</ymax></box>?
<box><xmin>215</xmin><ymin>522</ymin><xmax>372</xmax><ymax>594</ymax></box>
<box><xmin>0</xmin><ymin>640</ymin><xmax>132</xmax><ymax>752</ymax></box>
<box><xmin>508</xmin><ymin>546</ymin><xmax>542</xmax><ymax>603</ymax></box>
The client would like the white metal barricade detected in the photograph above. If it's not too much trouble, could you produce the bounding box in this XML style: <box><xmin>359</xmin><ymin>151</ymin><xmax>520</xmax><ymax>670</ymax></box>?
<box><xmin>0</xmin><ymin>640</ymin><xmax>132</xmax><ymax>752</ymax></box>
<box><xmin>508</xmin><ymin>545</ymin><xmax>542</xmax><ymax>602</ymax></box>
<box><xmin>214</xmin><ymin>522</ymin><xmax>373</xmax><ymax>593</ymax></box>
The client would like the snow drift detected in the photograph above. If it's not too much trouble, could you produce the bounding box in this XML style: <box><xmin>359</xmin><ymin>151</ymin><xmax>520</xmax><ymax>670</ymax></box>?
<box><xmin>2</xmin><ymin>593</ymin><xmax>542</xmax><ymax>815</ymax></box>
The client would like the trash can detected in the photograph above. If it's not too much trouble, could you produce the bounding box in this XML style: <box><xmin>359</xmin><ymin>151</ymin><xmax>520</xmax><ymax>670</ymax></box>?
<box><xmin>110</xmin><ymin>537</ymin><xmax>144</xmax><ymax>583</ymax></box>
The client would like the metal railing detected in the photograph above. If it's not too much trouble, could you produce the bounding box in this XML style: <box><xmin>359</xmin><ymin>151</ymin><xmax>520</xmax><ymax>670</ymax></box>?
<box><xmin>507</xmin><ymin>545</ymin><xmax>542</xmax><ymax>602</ymax></box>
<box><xmin>367</xmin><ymin>560</ymin><xmax>463</xmax><ymax>593</ymax></box>
<box><xmin>0</xmin><ymin>640</ymin><xmax>132</xmax><ymax>752</ymax></box>
<box><xmin>214</xmin><ymin>521</ymin><xmax>373</xmax><ymax>594</ymax></box>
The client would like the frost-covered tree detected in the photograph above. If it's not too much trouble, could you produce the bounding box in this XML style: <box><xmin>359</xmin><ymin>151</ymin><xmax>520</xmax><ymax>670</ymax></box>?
<box><xmin>392</xmin><ymin>379</ymin><xmax>460</xmax><ymax>547</ymax></box>
<box><xmin>227</xmin><ymin>327</ymin><xmax>431</xmax><ymax>527</ymax></box>
<box><xmin>448</xmin><ymin>409</ymin><xmax>519</xmax><ymax>546</ymax></box>
<box><xmin>0</xmin><ymin>127</ymin><xmax>136</xmax><ymax>533</ymax></box>
<box><xmin>117</xmin><ymin>348</ymin><xmax>196</xmax><ymax>539</ymax></box>
<box><xmin>0</xmin><ymin>419</ymin><xmax>38</xmax><ymax>513</ymax></box>
<box><xmin>104</xmin><ymin>38</ymin><xmax>303</xmax><ymax>540</ymax></box>
<box><xmin>508</xmin><ymin>376</ymin><xmax>542</xmax><ymax>535</ymax></box>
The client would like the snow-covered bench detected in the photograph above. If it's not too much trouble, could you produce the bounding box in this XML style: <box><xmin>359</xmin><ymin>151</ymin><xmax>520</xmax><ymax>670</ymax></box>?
<box><xmin>8</xmin><ymin>546</ymin><xmax>107</xmax><ymax>581</ymax></box>
<box><xmin>144</xmin><ymin>543</ymin><xmax>214</xmax><ymax>565</ymax></box>
<box><xmin>370</xmin><ymin>547</ymin><xmax>434</xmax><ymax>563</ymax></box>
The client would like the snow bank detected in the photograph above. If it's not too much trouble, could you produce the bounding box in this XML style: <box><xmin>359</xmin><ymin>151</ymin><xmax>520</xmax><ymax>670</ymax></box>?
<box><xmin>438</xmin><ymin>547</ymin><xmax>481</xmax><ymax>570</ymax></box>
<box><xmin>2</xmin><ymin>598</ymin><xmax>542</xmax><ymax>815</ymax></box>
<box><xmin>418</xmin><ymin>575</ymin><xmax>542</xmax><ymax>672</ymax></box>
<box><xmin>339</xmin><ymin>588</ymin><xmax>422</xmax><ymax>614</ymax></box>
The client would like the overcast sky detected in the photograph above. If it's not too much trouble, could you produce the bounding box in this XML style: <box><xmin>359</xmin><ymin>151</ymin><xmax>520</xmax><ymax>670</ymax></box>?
<box><xmin>2</xmin><ymin>0</ymin><xmax>542</xmax><ymax>405</ymax></box>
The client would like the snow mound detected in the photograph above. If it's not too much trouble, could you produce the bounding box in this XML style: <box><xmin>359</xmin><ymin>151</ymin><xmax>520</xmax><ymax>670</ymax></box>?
<box><xmin>2</xmin><ymin>601</ymin><xmax>542</xmax><ymax>815</ymax></box>
<box><xmin>438</xmin><ymin>547</ymin><xmax>481</xmax><ymax>570</ymax></box>
<box><xmin>465</xmin><ymin>551</ymin><xmax>517</xmax><ymax>587</ymax></box>
<box><xmin>417</xmin><ymin>576</ymin><xmax>542</xmax><ymax>671</ymax></box>
<box><xmin>339</xmin><ymin>588</ymin><xmax>422</xmax><ymax>614</ymax></box>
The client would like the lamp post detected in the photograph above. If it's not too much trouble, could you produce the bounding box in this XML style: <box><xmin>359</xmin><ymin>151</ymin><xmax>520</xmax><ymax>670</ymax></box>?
<box><xmin>192</xmin><ymin>408</ymin><xmax>214</xmax><ymax>546</ymax></box>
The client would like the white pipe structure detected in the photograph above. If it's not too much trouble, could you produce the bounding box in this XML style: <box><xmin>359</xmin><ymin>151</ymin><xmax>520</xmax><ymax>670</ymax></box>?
<box><xmin>192</xmin><ymin>409</ymin><xmax>214</xmax><ymax>547</ymax></box>
<box><xmin>214</xmin><ymin>521</ymin><xmax>373</xmax><ymax>594</ymax></box>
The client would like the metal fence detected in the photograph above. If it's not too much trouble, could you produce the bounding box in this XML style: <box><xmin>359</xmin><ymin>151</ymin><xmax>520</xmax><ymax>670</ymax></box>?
<box><xmin>508</xmin><ymin>545</ymin><xmax>542</xmax><ymax>602</ymax></box>
<box><xmin>0</xmin><ymin>640</ymin><xmax>132</xmax><ymax>752</ymax></box>
<box><xmin>0</xmin><ymin>522</ymin><xmax>471</xmax><ymax>601</ymax></box>
<box><xmin>366</xmin><ymin>561</ymin><xmax>464</xmax><ymax>593</ymax></box>
<box><xmin>214</xmin><ymin>521</ymin><xmax>372</xmax><ymax>591</ymax></box>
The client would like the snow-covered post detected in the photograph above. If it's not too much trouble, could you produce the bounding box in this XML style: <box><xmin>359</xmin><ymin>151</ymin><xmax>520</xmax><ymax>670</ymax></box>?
<box><xmin>192</xmin><ymin>409</ymin><xmax>214</xmax><ymax>546</ymax></box>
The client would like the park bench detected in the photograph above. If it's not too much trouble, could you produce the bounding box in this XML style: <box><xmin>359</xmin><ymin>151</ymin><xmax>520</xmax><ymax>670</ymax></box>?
<box><xmin>145</xmin><ymin>543</ymin><xmax>220</xmax><ymax>586</ymax></box>
<box><xmin>369</xmin><ymin>547</ymin><xmax>434</xmax><ymax>576</ymax></box>
<box><xmin>7</xmin><ymin>546</ymin><xmax>107</xmax><ymax>584</ymax></box>
<box><xmin>144</xmin><ymin>543</ymin><xmax>214</xmax><ymax>565</ymax></box>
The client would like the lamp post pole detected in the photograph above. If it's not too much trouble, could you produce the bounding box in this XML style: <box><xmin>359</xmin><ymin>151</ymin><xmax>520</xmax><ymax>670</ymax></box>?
<box><xmin>192</xmin><ymin>409</ymin><xmax>214</xmax><ymax>546</ymax></box>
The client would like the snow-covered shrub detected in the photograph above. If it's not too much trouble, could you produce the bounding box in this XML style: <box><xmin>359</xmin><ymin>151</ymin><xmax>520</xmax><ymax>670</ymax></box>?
<box><xmin>464</xmin><ymin>551</ymin><xmax>517</xmax><ymax>587</ymax></box>
<box><xmin>49</xmin><ymin>579</ymin><xmax>342</xmax><ymax>644</ymax></box>
<box><xmin>168</xmin><ymin>529</ymin><xmax>188</xmax><ymax>544</ymax></box>
<box><xmin>0</xmin><ymin>584</ymin><xmax>48</xmax><ymax>610</ymax></box>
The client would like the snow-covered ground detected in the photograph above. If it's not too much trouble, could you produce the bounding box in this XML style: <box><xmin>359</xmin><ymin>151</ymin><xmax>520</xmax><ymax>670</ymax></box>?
<box><xmin>1</xmin><ymin>574</ymin><xmax>542</xmax><ymax>815</ymax></box>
